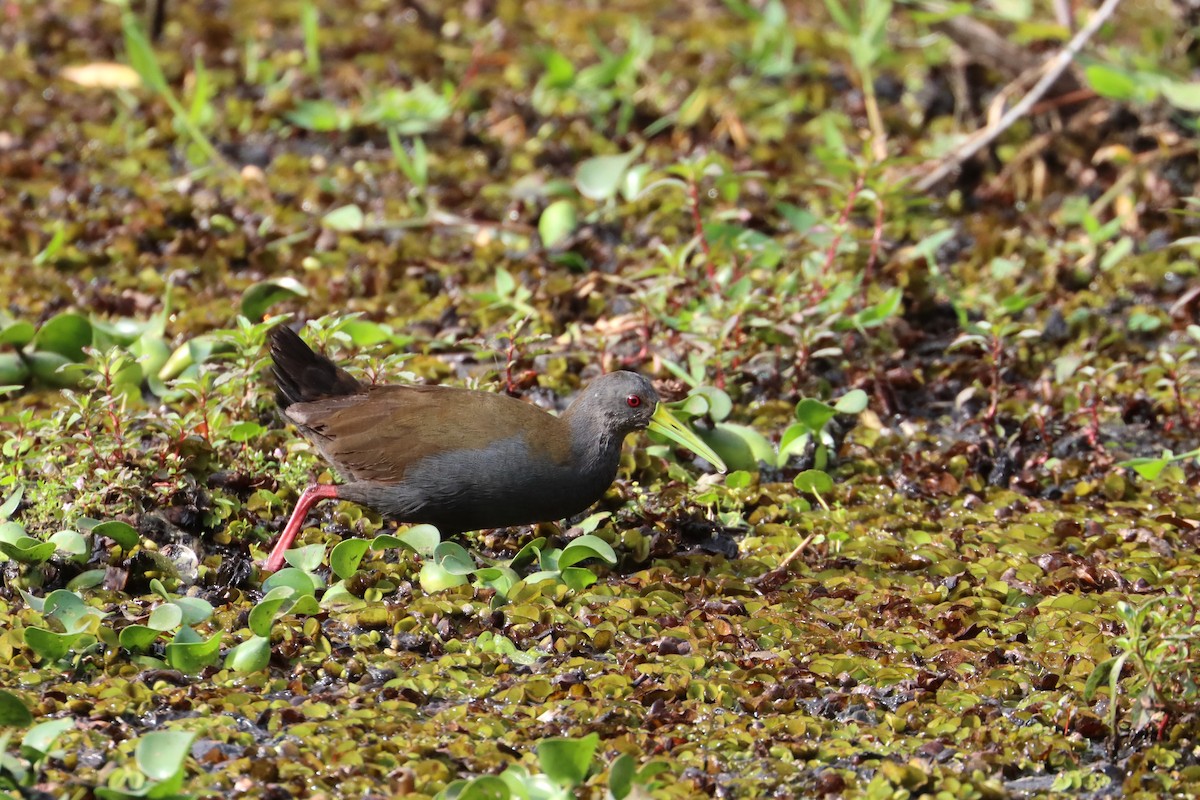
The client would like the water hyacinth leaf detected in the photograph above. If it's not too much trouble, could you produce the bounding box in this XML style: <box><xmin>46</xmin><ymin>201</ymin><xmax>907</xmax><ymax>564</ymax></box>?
<box><xmin>0</xmin><ymin>485</ymin><xmax>22</xmax><ymax>519</ymax></box>
<box><xmin>24</xmin><ymin>627</ymin><xmax>80</xmax><ymax>662</ymax></box>
<box><xmin>249</xmin><ymin>586</ymin><xmax>298</xmax><ymax>636</ymax></box>
<box><xmin>164</xmin><ymin>629</ymin><xmax>222</xmax><ymax>673</ymax></box>
<box><xmin>537</xmin><ymin>732</ymin><xmax>599</xmax><ymax>788</ymax></box>
<box><xmin>560</xmin><ymin>567</ymin><xmax>598</xmax><ymax>591</ymax></box>
<box><xmin>148</xmin><ymin>603</ymin><xmax>183</xmax><ymax>632</ymax></box>
<box><xmin>474</xmin><ymin>567</ymin><xmax>519</xmax><ymax>596</ymax></box>
<box><xmin>793</xmin><ymin>469</ymin><xmax>834</xmax><ymax>495</ymax></box>
<box><xmin>21</xmin><ymin>717</ymin><xmax>74</xmax><ymax>759</ymax></box>
<box><xmin>393</xmin><ymin>524</ymin><xmax>441</xmax><ymax>556</ymax></box>
<box><xmin>136</xmin><ymin>729</ymin><xmax>196</xmax><ymax>782</ymax></box>
<box><xmin>0</xmin><ymin>521</ymin><xmax>24</xmax><ymax>544</ymax></box>
<box><xmin>34</xmin><ymin>313</ymin><xmax>92</xmax><ymax>361</ymax></box>
<box><xmin>695</xmin><ymin>423</ymin><xmax>774</xmax><ymax>472</ymax></box>
<box><xmin>17</xmin><ymin>588</ymin><xmax>45</xmax><ymax>613</ymax></box>
<box><xmin>330</xmin><ymin>539</ymin><xmax>371</xmax><ymax>579</ymax></box>
<box><xmin>262</xmin><ymin>568</ymin><xmax>317</xmax><ymax>597</ymax></box>
<box><xmin>777</xmin><ymin>424</ymin><xmax>811</xmax><ymax>464</ymax></box>
<box><xmin>92</xmin><ymin>520</ymin><xmax>140</xmax><ymax>550</ymax></box>
<box><xmin>538</xmin><ymin>199</ymin><xmax>577</xmax><ymax>248</ymax></box>
<box><xmin>322</xmin><ymin>204</ymin><xmax>365</xmax><ymax>232</ymax></box>
<box><xmin>444</xmin><ymin>776</ymin><xmax>508</xmax><ymax>800</ymax></box>
<box><xmin>0</xmin><ymin>690</ymin><xmax>32</xmax><ymax>727</ymax></box>
<box><xmin>284</xmin><ymin>544</ymin><xmax>326</xmax><ymax>573</ymax></box>
<box><xmin>509</xmin><ymin>537</ymin><xmax>547</xmax><ymax>569</ymax></box>
<box><xmin>66</xmin><ymin>569</ymin><xmax>107</xmax><ymax>591</ymax></box>
<box><xmin>172</xmin><ymin>597</ymin><xmax>214</xmax><ymax>626</ymax></box>
<box><xmin>225</xmin><ymin>635</ymin><xmax>271</xmax><ymax>673</ymax></box>
<box><xmin>576</xmin><ymin>151</ymin><xmax>639</xmax><ymax>201</ymax></box>
<box><xmin>725</xmin><ymin>470</ymin><xmax>754</xmax><ymax>490</ymax></box>
<box><xmin>418</xmin><ymin>561</ymin><xmax>469</xmax><ymax>592</ymax></box>
<box><xmin>0</xmin><ymin>357</ymin><xmax>29</xmax><ymax>391</ymax></box>
<box><xmin>119</xmin><ymin>625</ymin><xmax>161</xmax><ymax>652</ymax></box>
<box><xmin>558</xmin><ymin>535</ymin><xmax>617</xmax><ymax>568</ymax></box>
<box><xmin>608</xmin><ymin>753</ymin><xmax>635</xmax><ymax>800</ymax></box>
<box><xmin>434</xmin><ymin>541</ymin><xmax>477</xmax><ymax>575</ymax></box>
<box><xmin>0</xmin><ymin>537</ymin><xmax>56</xmax><ymax>564</ymax></box>
<box><xmin>241</xmin><ymin>277</ymin><xmax>308</xmax><ymax>321</ymax></box>
<box><xmin>49</xmin><ymin>530</ymin><xmax>88</xmax><ymax>562</ymax></box>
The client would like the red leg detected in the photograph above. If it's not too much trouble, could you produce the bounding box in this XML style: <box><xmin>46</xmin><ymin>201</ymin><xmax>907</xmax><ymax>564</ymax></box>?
<box><xmin>263</xmin><ymin>484</ymin><xmax>341</xmax><ymax>572</ymax></box>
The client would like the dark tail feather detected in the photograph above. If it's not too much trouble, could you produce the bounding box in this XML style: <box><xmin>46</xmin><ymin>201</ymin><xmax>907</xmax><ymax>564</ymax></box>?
<box><xmin>267</xmin><ymin>324</ymin><xmax>363</xmax><ymax>409</ymax></box>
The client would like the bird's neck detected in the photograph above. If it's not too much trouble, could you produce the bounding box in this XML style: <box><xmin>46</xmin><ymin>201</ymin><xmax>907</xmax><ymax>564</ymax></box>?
<box><xmin>562</xmin><ymin>405</ymin><xmax>625</xmax><ymax>479</ymax></box>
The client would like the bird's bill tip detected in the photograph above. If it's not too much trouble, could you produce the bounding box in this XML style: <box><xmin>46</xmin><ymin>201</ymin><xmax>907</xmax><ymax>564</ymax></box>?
<box><xmin>648</xmin><ymin>404</ymin><xmax>727</xmax><ymax>473</ymax></box>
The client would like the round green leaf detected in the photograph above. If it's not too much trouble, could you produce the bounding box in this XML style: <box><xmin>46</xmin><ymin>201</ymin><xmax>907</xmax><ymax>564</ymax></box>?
<box><xmin>49</xmin><ymin>530</ymin><xmax>88</xmax><ymax>562</ymax></box>
<box><xmin>330</xmin><ymin>539</ymin><xmax>371</xmax><ymax>580</ymax></box>
<box><xmin>118</xmin><ymin>624</ymin><xmax>161</xmax><ymax>652</ymax></box>
<box><xmin>164</xmin><ymin>630</ymin><xmax>222</xmax><ymax>673</ymax></box>
<box><xmin>92</xmin><ymin>520</ymin><xmax>140</xmax><ymax>550</ymax></box>
<box><xmin>539</xmin><ymin>199</ymin><xmax>577</xmax><ymax>248</ymax></box>
<box><xmin>136</xmin><ymin>730</ymin><xmax>196</xmax><ymax>781</ymax></box>
<box><xmin>24</xmin><ymin>627</ymin><xmax>80</xmax><ymax>662</ymax></box>
<box><xmin>0</xmin><ymin>320</ymin><xmax>35</xmax><ymax>347</ymax></box>
<box><xmin>560</xmin><ymin>567</ymin><xmax>598</xmax><ymax>591</ymax></box>
<box><xmin>321</xmin><ymin>204</ymin><xmax>365</xmax><ymax>232</ymax></box>
<box><xmin>25</xmin><ymin>350</ymin><xmax>84</xmax><ymax>388</ymax></box>
<box><xmin>793</xmin><ymin>469</ymin><xmax>834</xmax><ymax>495</ymax></box>
<box><xmin>148</xmin><ymin>603</ymin><xmax>183</xmax><ymax>632</ymax></box>
<box><xmin>22</xmin><ymin>717</ymin><xmax>73</xmax><ymax>757</ymax></box>
<box><xmin>0</xmin><ymin>537</ymin><xmax>56</xmax><ymax>564</ymax></box>
<box><xmin>0</xmin><ymin>485</ymin><xmax>23</xmax><ymax>519</ymax></box>
<box><xmin>559</xmin><ymin>535</ymin><xmax>617</xmax><ymax>568</ymax></box>
<box><xmin>249</xmin><ymin>586</ymin><xmax>298</xmax><ymax>637</ymax></box>
<box><xmin>434</xmin><ymin>541</ymin><xmax>477</xmax><ymax>575</ymax></box>
<box><xmin>34</xmin><ymin>313</ymin><xmax>92</xmax><ymax>361</ymax></box>
<box><xmin>0</xmin><ymin>353</ymin><xmax>29</xmax><ymax>388</ymax></box>
<box><xmin>66</xmin><ymin>569</ymin><xmax>107</xmax><ymax>591</ymax></box>
<box><xmin>576</xmin><ymin>151</ymin><xmax>639</xmax><ymax>201</ymax></box>
<box><xmin>172</xmin><ymin>597</ymin><xmax>214</xmax><ymax>626</ymax></box>
<box><xmin>537</xmin><ymin>732</ymin><xmax>599</xmax><ymax>788</ymax></box>
<box><xmin>283</xmin><ymin>543</ymin><xmax>326</xmax><ymax>573</ymax></box>
<box><xmin>0</xmin><ymin>690</ymin><xmax>32</xmax><ymax>728</ymax></box>
<box><xmin>833</xmin><ymin>389</ymin><xmax>868</xmax><ymax>415</ymax></box>
<box><xmin>225</xmin><ymin>635</ymin><xmax>272</xmax><ymax>673</ymax></box>
<box><xmin>794</xmin><ymin>398</ymin><xmax>838</xmax><ymax>431</ymax></box>
<box><xmin>418</xmin><ymin>561</ymin><xmax>469</xmax><ymax>592</ymax></box>
<box><xmin>262</xmin><ymin>568</ymin><xmax>316</xmax><ymax>597</ymax></box>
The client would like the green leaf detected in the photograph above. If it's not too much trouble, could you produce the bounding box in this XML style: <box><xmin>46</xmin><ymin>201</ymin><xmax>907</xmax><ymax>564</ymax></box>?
<box><xmin>473</xmin><ymin>566</ymin><xmax>519</xmax><ymax>596</ymax></box>
<box><xmin>793</xmin><ymin>469</ymin><xmax>834</xmax><ymax>495</ymax></box>
<box><xmin>560</xmin><ymin>567</ymin><xmax>598</xmax><ymax>591</ymax></box>
<box><xmin>537</xmin><ymin>732</ymin><xmax>599</xmax><ymax>788</ymax></box>
<box><xmin>0</xmin><ymin>353</ymin><xmax>29</xmax><ymax>390</ymax></box>
<box><xmin>794</xmin><ymin>397</ymin><xmax>838</xmax><ymax>432</ymax></box>
<box><xmin>24</xmin><ymin>627</ymin><xmax>80</xmax><ymax>662</ymax></box>
<box><xmin>249</xmin><ymin>586</ymin><xmax>298</xmax><ymax>637</ymax></box>
<box><xmin>119</xmin><ymin>625</ymin><xmax>161</xmax><ymax>652</ymax></box>
<box><xmin>136</xmin><ymin>730</ymin><xmax>195</xmax><ymax>782</ymax></box>
<box><xmin>559</xmin><ymin>535</ymin><xmax>617</xmax><ymax>568</ymax></box>
<box><xmin>164</xmin><ymin>628</ymin><xmax>222</xmax><ymax>673</ymax></box>
<box><xmin>695</xmin><ymin>423</ymin><xmax>775</xmax><ymax>472</ymax></box>
<box><xmin>576</xmin><ymin>151</ymin><xmax>639</xmax><ymax>202</ymax></box>
<box><xmin>67</xmin><ymin>569</ymin><xmax>107</xmax><ymax>591</ymax></box>
<box><xmin>120</xmin><ymin>8</ymin><xmax>166</xmax><ymax>92</ymax></box>
<box><xmin>418</xmin><ymin>561</ymin><xmax>469</xmax><ymax>592</ymax></box>
<box><xmin>0</xmin><ymin>690</ymin><xmax>32</xmax><ymax>728</ymax></box>
<box><xmin>0</xmin><ymin>537</ymin><xmax>56</xmax><ymax>564</ymax></box>
<box><xmin>538</xmin><ymin>199</ymin><xmax>577</xmax><ymax>248</ymax></box>
<box><xmin>0</xmin><ymin>485</ymin><xmax>23</xmax><ymax>519</ymax></box>
<box><xmin>34</xmin><ymin>313</ymin><xmax>92</xmax><ymax>361</ymax></box>
<box><xmin>725</xmin><ymin>470</ymin><xmax>753</xmax><ymax>490</ymax></box>
<box><xmin>227</xmin><ymin>421</ymin><xmax>268</xmax><ymax>443</ymax></box>
<box><xmin>283</xmin><ymin>543</ymin><xmax>326</xmax><ymax>573</ymax></box>
<box><xmin>1084</xmin><ymin>64</ymin><xmax>1136</xmax><ymax>100</ymax></box>
<box><xmin>1122</xmin><ymin>456</ymin><xmax>1169</xmax><ymax>481</ymax></box>
<box><xmin>240</xmin><ymin>277</ymin><xmax>308</xmax><ymax>321</ymax></box>
<box><xmin>509</xmin><ymin>537</ymin><xmax>547</xmax><ymax>569</ymax></box>
<box><xmin>148</xmin><ymin>604</ymin><xmax>183</xmax><ymax>632</ymax></box>
<box><xmin>322</xmin><ymin>204</ymin><xmax>365</xmax><ymax>232</ymax></box>
<box><xmin>172</xmin><ymin>597</ymin><xmax>213</xmax><ymax>626</ymax></box>
<box><xmin>833</xmin><ymin>389</ymin><xmax>868</xmax><ymax>415</ymax></box>
<box><xmin>225</xmin><ymin>635</ymin><xmax>272</xmax><ymax>673</ymax></box>
<box><xmin>608</xmin><ymin>753</ymin><xmax>635</xmax><ymax>800</ymax></box>
<box><xmin>434</xmin><ymin>541</ymin><xmax>477</xmax><ymax>575</ymax></box>
<box><xmin>390</xmin><ymin>524</ymin><xmax>441</xmax><ymax>556</ymax></box>
<box><xmin>262</xmin><ymin>568</ymin><xmax>317</xmax><ymax>597</ymax></box>
<box><xmin>49</xmin><ymin>530</ymin><xmax>88</xmax><ymax>562</ymax></box>
<box><xmin>330</xmin><ymin>539</ymin><xmax>371</xmax><ymax>579</ymax></box>
<box><xmin>286</xmin><ymin>99</ymin><xmax>348</xmax><ymax>131</ymax></box>
<box><xmin>93</xmin><ymin>520</ymin><xmax>140</xmax><ymax>550</ymax></box>
<box><xmin>1084</xmin><ymin>656</ymin><xmax>1117</xmax><ymax>701</ymax></box>
<box><xmin>446</xmin><ymin>776</ymin><xmax>509</xmax><ymax>800</ymax></box>
<box><xmin>21</xmin><ymin>717</ymin><xmax>73</xmax><ymax>759</ymax></box>
<box><xmin>25</xmin><ymin>350</ymin><xmax>84</xmax><ymax>388</ymax></box>
<box><xmin>0</xmin><ymin>320</ymin><xmax>35</xmax><ymax>347</ymax></box>
<box><xmin>1162</xmin><ymin>79</ymin><xmax>1200</xmax><ymax>112</ymax></box>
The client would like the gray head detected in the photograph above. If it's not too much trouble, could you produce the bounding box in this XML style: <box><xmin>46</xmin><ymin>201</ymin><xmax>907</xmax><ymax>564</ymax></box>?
<box><xmin>564</xmin><ymin>371</ymin><xmax>660</xmax><ymax>436</ymax></box>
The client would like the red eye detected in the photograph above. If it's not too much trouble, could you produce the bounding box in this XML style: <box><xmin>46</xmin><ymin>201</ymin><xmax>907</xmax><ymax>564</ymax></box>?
<box><xmin>626</xmin><ymin>394</ymin><xmax>642</xmax><ymax>408</ymax></box>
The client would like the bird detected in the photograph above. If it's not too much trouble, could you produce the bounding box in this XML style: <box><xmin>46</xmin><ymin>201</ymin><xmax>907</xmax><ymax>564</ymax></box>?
<box><xmin>262</xmin><ymin>324</ymin><xmax>726</xmax><ymax>572</ymax></box>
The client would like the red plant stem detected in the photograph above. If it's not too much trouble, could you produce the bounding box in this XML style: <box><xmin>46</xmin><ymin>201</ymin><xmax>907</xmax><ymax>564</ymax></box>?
<box><xmin>812</xmin><ymin>171</ymin><xmax>866</xmax><ymax>303</ymax></box>
<box><xmin>686</xmin><ymin>177</ymin><xmax>715</xmax><ymax>282</ymax></box>
<box><xmin>100</xmin><ymin>362</ymin><xmax>127</xmax><ymax>462</ymax></box>
<box><xmin>865</xmin><ymin>187</ymin><xmax>885</xmax><ymax>285</ymax></box>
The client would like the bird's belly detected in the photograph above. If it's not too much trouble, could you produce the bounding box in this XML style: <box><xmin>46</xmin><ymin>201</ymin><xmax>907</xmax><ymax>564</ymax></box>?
<box><xmin>376</xmin><ymin>438</ymin><xmax>615</xmax><ymax>532</ymax></box>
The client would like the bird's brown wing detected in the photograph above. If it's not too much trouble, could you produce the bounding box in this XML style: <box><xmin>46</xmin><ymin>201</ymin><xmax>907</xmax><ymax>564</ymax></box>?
<box><xmin>284</xmin><ymin>384</ymin><xmax>572</xmax><ymax>483</ymax></box>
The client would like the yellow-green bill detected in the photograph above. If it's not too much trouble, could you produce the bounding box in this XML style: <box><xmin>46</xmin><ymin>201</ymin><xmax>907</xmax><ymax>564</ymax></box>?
<box><xmin>648</xmin><ymin>404</ymin><xmax>727</xmax><ymax>473</ymax></box>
